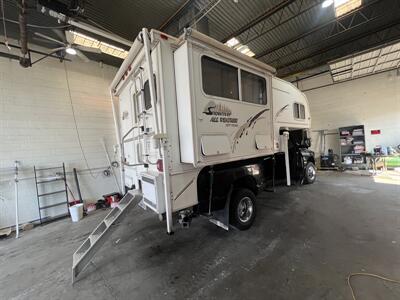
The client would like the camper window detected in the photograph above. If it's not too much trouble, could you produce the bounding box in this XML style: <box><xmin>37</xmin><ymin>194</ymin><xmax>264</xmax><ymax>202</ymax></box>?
<box><xmin>143</xmin><ymin>75</ymin><xmax>157</xmax><ymax>110</ymax></box>
<box><xmin>241</xmin><ymin>70</ymin><xmax>266</xmax><ymax>105</ymax></box>
<box><xmin>293</xmin><ymin>103</ymin><xmax>305</xmax><ymax>119</ymax></box>
<box><xmin>201</xmin><ymin>56</ymin><xmax>239</xmax><ymax>100</ymax></box>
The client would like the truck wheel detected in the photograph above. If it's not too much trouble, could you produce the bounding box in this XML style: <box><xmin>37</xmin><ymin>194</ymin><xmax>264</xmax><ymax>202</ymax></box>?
<box><xmin>304</xmin><ymin>162</ymin><xmax>316</xmax><ymax>184</ymax></box>
<box><xmin>230</xmin><ymin>189</ymin><xmax>256</xmax><ymax>230</ymax></box>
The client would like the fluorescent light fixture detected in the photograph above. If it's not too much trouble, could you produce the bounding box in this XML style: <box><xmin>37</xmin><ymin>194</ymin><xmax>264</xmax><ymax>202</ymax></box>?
<box><xmin>322</xmin><ymin>0</ymin><xmax>362</xmax><ymax>17</ymax></box>
<box><xmin>68</xmin><ymin>30</ymin><xmax>129</xmax><ymax>59</ymax></box>
<box><xmin>65</xmin><ymin>47</ymin><xmax>77</xmax><ymax>55</ymax></box>
<box><xmin>335</xmin><ymin>0</ymin><xmax>362</xmax><ymax>17</ymax></box>
<box><xmin>322</xmin><ymin>0</ymin><xmax>334</xmax><ymax>8</ymax></box>
<box><xmin>98</xmin><ymin>42</ymin><xmax>128</xmax><ymax>59</ymax></box>
<box><xmin>236</xmin><ymin>45</ymin><xmax>256</xmax><ymax>57</ymax></box>
<box><xmin>225</xmin><ymin>37</ymin><xmax>240</xmax><ymax>48</ymax></box>
<box><xmin>236</xmin><ymin>45</ymin><xmax>249</xmax><ymax>53</ymax></box>
<box><xmin>225</xmin><ymin>40</ymin><xmax>256</xmax><ymax>57</ymax></box>
<box><xmin>329</xmin><ymin>40</ymin><xmax>400</xmax><ymax>82</ymax></box>
<box><xmin>245</xmin><ymin>50</ymin><xmax>255</xmax><ymax>57</ymax></box>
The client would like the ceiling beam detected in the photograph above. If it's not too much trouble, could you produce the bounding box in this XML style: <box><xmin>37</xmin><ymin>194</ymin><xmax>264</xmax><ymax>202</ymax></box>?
<box><xmin>278</xmin><ymin>19</ymin><xmax>400</xmax><ymax>78</ymax></box>
<box><xmin>255</xmin><ymin>0</ymin><xmax>382</xmax><ymax>59</ymax></box>
<box><xmin>266</xmin><ymin>4</ymin><xmax>391</xmax><ymax>66</ymax></box>
<box><xmin>0</xmin><ymin>51</ymin><xmax>20</xmax><ymax>61</ymax></box>
<box><xmin>221</xmin><ymin>0</ymin><xmax>296</xmax><ymax>43</ymax></box>
<box><xmin>239</xmin><ymin>0</ymin><xmax>324</xmax><ymax>46</ymax></box>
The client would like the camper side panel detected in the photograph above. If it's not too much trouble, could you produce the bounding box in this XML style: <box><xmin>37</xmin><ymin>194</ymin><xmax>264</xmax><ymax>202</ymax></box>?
<box><xmin>175</xmin><ymin>40</ymin><xmax>274</xmax><ymax>167</ymax></box>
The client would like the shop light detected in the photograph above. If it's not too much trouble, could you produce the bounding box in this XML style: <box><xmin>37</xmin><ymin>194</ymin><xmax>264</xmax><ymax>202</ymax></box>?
<box><xmin>65</xmin><ymin>46</ymin><xmax>77</xmax><ymax>55</ymax></box>
<box><xmin>322</xmin><ymin>0</ymin><xmax>334</xmax><ymax>8</ymax></box>
<box><xmin>68</xmin><ymin>30</ymin><xmax>129</xmax><ymax>59</ymax></box>
<box><xmin>225</xmin><ymin>37</ymin><xmax>255</xmax><ymax>57</ymax></box>
<box><xmin>236</xmin><ymin>45</ymin><xmax>255</xmax><ymax>57</ymax></box>
<box><xmin>322</xmin><ymin>0</ymin><xmax>362</xmax><ymax>17</ymax></box>
<box><xmin>225</xmin><ymin>37</ymin><xmax>240</xmax><ymax>48</ymax></box>
<box><xmin>334</xmin><ymin>0</ymin><xmax>362</xmax><ymax>17</ymax></box>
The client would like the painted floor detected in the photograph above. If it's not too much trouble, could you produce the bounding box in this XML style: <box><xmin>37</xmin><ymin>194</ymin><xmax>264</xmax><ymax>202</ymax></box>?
<box><xmin>1</xmin><ymin>172</ymin><xmax>399</xmax><ymax>300</ymax></box>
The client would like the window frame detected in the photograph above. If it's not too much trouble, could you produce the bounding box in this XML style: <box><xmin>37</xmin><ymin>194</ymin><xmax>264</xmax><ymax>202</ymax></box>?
<box><xmin>239</xmin><ymin>69</ymin><xmax>267</xmax><ymax>105</ymax></box>
<box><xmin>200</xmin><ymin>55</ymin><xmax>240</xmax><ymax>102</ymax></box>
<box><xmin>200</xmin><ymin>54</ymin><xmax>268</xmax><ymax>106</ymax></box>
<box><xmin>293</xmin><ymin>102</ymin><xmax>306</xmax><ymax>120</ymax></box>
<box><xmin>143</xmin><ymin>74</ymin><xmax>157</xmax><ymax>111</ymax></box>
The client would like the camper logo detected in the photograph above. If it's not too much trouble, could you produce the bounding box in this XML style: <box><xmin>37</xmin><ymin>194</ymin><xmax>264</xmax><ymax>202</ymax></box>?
<box><xmin>203</xmin><ymin>101</ymin><xmax>231</xmax><ymax>116</ymax></box>
<box><xmin>203</xmin><ymin>101</ymin><xmax>238</xmax><ymax>126</ymax></box>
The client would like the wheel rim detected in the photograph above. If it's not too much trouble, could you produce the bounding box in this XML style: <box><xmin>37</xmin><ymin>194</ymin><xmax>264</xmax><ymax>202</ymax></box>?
<box><xmin>307</xmin><ymin>165</ymin><xmax>316</xmax><ymax>180</ymax></box>
<box><xmin>237</xmin><ymin>196</ymin><xmax>254</xmax><ymax>223</ymax></box>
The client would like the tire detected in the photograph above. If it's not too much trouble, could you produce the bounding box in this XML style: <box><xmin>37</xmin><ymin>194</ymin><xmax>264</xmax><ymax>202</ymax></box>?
<box><xmin>229</xmin><ymin>188</ymin><xmax>257</xmax><ymax>230</ymax></box>
<box><xmin>304</xmin><ymin>162</ymin><xmax>316</xmax><ymax>184</ymax></box>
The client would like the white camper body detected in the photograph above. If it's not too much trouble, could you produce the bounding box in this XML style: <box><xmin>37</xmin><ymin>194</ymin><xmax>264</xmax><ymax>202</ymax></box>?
<box><xmin>110</xmin><ymin>28</ymin><xmax>312</xmax><ymax>233</ymax></box>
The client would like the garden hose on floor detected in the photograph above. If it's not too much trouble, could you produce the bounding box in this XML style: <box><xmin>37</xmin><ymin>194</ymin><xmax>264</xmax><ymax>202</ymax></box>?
<box><xmin>347</xmin><ymin>272</ymin><xmax>400</xmax><ymax>300</ymax></box>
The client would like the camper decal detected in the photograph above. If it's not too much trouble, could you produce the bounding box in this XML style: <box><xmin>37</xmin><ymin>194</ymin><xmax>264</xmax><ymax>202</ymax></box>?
<box><xmin>203</xmin><ymin>101</ymin><xmax>238</xmax><ymax>126</ymax></box>
<box><xmin>232</xmin><ymin>108</ymin><xmax>270</xmax><ymax>152</ymax></box>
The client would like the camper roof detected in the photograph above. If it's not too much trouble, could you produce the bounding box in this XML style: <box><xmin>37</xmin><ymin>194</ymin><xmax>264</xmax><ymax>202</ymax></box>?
<box><xmin>181</xmin><ymin>28</ymin><xmax>276</xmax><ymax>75</ymax></box>
<box><xmin>110</xmin><ymin>28</ymin><xmax>276</xmax><ymax>93</ymax></box>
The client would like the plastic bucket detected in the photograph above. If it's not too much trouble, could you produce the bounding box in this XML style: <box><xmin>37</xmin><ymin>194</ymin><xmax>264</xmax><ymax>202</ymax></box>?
<box><xmin>69</xmin><ymin>203</ymin><xmax>84</xmax><ymax>222</ymax></box>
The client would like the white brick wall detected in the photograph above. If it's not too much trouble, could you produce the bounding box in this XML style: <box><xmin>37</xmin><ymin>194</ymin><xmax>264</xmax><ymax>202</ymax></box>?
<box><xmin>0</xmin><ymin>50</ymin><xmax>120</xmax><ymax>228</ymax></box>
<box><xmin>297</xmin><ymin>70</ymin><xmax>400</xmax><ymax>157</ymax></box>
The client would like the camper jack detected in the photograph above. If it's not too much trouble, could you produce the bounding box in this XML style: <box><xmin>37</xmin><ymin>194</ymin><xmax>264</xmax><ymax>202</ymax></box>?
<box><xmin>72</xmin><ymin>28</ymin><xmax>316</xmax><ymax>282</ymax></box>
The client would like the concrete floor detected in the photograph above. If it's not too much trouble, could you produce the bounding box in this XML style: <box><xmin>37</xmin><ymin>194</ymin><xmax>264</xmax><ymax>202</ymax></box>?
<box><xmin>1</xmin><ymin>172</ymin><xmax>399</xmax><ymax>300</ymax></box>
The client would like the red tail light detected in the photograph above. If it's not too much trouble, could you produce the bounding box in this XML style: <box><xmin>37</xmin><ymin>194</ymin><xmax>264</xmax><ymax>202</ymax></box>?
<box><xmin>157</xmin><ymin>159</ymin><xmax>163</xmax><ymax>172</ymax></box>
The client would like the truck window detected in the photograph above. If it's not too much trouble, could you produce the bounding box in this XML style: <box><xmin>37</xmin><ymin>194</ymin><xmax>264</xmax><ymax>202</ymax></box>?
<box><xmin>293</xmin><ymin>103</ymin><xmax>305</xmax><ymax>119</ymax></box>
<box><xmin>201</xmin><ymin>56</ymin><xmax>239</xmax><ymax>100</ymax></box>
<box><xmin>241</xmin><ymin>70</ymin><xmax>266</xmax><ymax>105</ymax></box>
<box><xmin>143</xmin><ymin>75</ymin><xmax>157</xmax><ymax>110</ymax></box>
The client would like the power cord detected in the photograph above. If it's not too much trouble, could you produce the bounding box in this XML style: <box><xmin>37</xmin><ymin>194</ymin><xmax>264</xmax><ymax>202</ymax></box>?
<box><xmin>347</xmin><ymin>272</ymin><xmax>400</xmax><ymax>300</ymax></box>
<box><xmin>64</xmin><ymin>62</ymin><xmax>100</xmax><ymax>179</ymax></box>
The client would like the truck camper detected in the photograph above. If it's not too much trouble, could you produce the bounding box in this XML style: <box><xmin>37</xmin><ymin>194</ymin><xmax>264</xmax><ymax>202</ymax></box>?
<box><xmin>72</xmin><ymin>28</ymin><xmax>316</xmax><ymax>282</ymax></box>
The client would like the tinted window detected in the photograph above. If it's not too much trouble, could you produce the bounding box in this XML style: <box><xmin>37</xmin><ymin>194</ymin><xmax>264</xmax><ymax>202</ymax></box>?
<box><xmin>143</xmin><ymin>75</ymin><xmax>157</xmax><ymax>110</ymax></box>
<box><xmin>241</xmin><ymin>70</ymin><xmax>266</xmax><ymax>105</ymax></box>
<box><xmin>293</xmin><ymin>103</ymin><xmax>305</xmax><ymax>119</ymax></box>
<box><xmin>299</xmin><ymin>104</ymin><xmax>305</xmax><ymax>119</ymax></box>
<box><xmin>202</xmin><ymin>56</ymin><xmax>239</xmax><ymax>100</ymax></box>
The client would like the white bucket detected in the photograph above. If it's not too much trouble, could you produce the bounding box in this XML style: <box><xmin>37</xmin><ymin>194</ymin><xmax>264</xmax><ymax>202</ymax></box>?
<box><xmin>69</xmin><ymin>203</ymin><xmax>84</xmax><ymax>222</ymax></box>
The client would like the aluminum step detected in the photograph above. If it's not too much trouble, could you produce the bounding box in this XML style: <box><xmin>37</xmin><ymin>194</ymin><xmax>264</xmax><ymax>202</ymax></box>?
<box><xmin>71</xmin><ymin>190</ymin><xmax>142</xmax><ymax>283</ymax></box>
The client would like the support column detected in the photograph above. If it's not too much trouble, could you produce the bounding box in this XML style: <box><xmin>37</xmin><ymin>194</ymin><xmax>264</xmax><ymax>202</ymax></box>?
<box><xmin>282</xmin><ymin>131</ymin><xmax>291</xmax><ymax>186</ymax></box>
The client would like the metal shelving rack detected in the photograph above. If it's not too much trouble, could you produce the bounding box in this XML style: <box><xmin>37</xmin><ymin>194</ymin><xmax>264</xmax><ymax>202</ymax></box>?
<box><xmin>339</xmin><ymin>125</ymin><xmax>367</xmax><ymax>169</ymax></box>
<box><xmin>34</xmin><ymin>163</ymin><xmax>69</xmax><ymax>224</ymax></box>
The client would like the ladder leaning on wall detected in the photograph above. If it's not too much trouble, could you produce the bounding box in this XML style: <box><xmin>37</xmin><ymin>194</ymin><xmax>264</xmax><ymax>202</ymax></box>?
<box><xmin>33</xmin><ymin>163</ymin><xmax>70</xmax><ymax>224</ymax></box>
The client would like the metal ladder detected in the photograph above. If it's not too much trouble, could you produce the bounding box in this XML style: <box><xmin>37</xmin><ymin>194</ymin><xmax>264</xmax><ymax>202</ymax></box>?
<box><xmin>72</xmin><ymin>190</ymin><xmax>142</xmax><ymax>283</ymax></box>
<box><xmin>34</xmin><ymin>163</ymin><xmax>69</xmax><ymax>224</ymax></box>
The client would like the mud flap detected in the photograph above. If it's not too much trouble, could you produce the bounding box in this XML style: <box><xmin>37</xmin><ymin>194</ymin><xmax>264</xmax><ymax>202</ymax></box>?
<box><xmin>208</xmin><ymin>186</ymin><xmax>233</xmax><ymax>231</ymax></box>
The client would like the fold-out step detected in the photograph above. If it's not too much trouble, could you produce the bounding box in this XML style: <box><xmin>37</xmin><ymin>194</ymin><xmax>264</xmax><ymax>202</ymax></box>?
<box><xmin>71</xmin><ymin>190</ymin><xmax>142</xmax><ymax>283</ymax></box>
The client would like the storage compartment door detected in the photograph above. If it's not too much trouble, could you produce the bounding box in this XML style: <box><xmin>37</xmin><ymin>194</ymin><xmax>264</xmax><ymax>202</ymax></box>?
<box><xmin>201</xmin><ymin>135</ymin><xmax>231</xmax><ymax>156</ymax></box>
<box><xmin>255</xmin><ymin>134</ymin><xmax>269</xmax><ymax>150</ymax></box>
